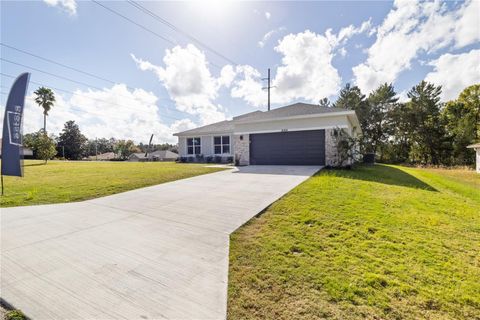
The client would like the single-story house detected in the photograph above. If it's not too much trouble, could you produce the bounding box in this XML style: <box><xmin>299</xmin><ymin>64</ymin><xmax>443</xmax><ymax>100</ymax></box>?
<box><xmin>174</xmin><ymin>102</ymin><xmax>361</xmax><ymax>166</ymax></box>
<box><xmin>467</xmin><ymin>143</ymin><xmax>480</xmax><ymax>173</ymax></box>
<box><xmin>129</xmin><ymin>150</ymin><xmax>179</xmax><ymax>162</ymax></box>
<box><xmin>0</xmin><ymin>138</ymin><xmax>34</xmax><ymax>159</ymax></box>
<box><xmin>88</xmin><ymin>152</ymin><xmax>116</xmax><ymax>161</ymax></box>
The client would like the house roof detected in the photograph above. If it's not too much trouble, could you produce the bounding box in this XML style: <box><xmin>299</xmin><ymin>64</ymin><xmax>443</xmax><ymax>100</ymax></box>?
<box><xmin>467</xmin><ymin>143</ymin><xmax>480</xmax><ymax>149</ymax></box>
<box><xmin>0</xmin><ymin>138</ymin><xmax>34</xmax><ymax>156</ymax></box>
<box><xmin>88</xmin><ymin>152</ymin><xmax>116</xmax><ymax>160</ymax></box>
<box><xmin>174</xmin><ymin>103</ymin><xmax>355</xmax><ymax>136</ymax></box>
<box><xmin>236</xmin><ymin>103</ymin><xmax>349</xmax><ymax>122</ymax></box>
<box><xmin>174</xmin><ymin>120</ymin><xmax>235</xmax><ymax>136</ymax></box>
<box><xmin>130</xmin><ymin>150</ymin><xmax>179</xmax><ymax>159</ymax></box>
<box><xmin>150</xmin><ymin>150</ymin><xmax>178</xmax><ymax>158</ymax></box>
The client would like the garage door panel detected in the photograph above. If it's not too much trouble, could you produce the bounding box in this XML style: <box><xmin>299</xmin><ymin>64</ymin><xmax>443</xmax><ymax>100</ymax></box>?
<box><xmin>249</xmin><ymin>130</ymin><xmax>325</xmax><ymax>165</ymax></box>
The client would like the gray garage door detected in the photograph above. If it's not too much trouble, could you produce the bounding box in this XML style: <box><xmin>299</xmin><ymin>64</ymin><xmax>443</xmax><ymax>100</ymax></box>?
<box><xmin>250</xmin><ymin>130</ymin><xmax>325</xmax><ymax>165</ymax></box>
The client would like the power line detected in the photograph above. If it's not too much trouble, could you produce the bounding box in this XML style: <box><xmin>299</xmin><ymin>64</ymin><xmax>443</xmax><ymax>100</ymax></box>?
<box><xmin>0</xmin><ymin>91</ymin><xmax>178</xmax><ymax>124</ymax></box>
<box><xmin>1</xmin><ymin>57</ymin><xmax>115</xmax><ymax>93</ymax></box>
<box><xmin>0</xmin><ymin>47</ymin><xmax>189</xmax><ymax>116</ymax></box>
<box><xmin>1</xmin><ymin>43</ymin><xmax>138</xmax><ymax>93</ymax></box>
<box><xmin>127</xmin><ymin>0</ymin><xmax>238</xmax><ymax>66</ymax></box>
<box><xmin>91</xmin><ymin>1</ymin><xmax>176</xmax><ymax>46</ymax></box>
<box><xmin>0</xmin><ymin>58</ymin><xmax>186</xmax><ymax>116</ymax></box>
<box><xmin>0</xmin><ymin>72</ymin><xmax>184</xmax><ymax>121</ymax></box>
<box><xmin>91</xmin><ymin>0</ymin><xmax>224</xmax><ymax>69</ymax></box>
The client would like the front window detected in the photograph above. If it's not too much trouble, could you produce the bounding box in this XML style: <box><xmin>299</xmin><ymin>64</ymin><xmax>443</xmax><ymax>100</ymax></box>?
<box><xmin>214</xmin><ymin>136</ymin><xmax>230</xmax><ymax>154</ymax></box>
<box><xmin>187</xmin><ymin>137</ymin><xmax>201</xmax><ymax>155</ymax></box>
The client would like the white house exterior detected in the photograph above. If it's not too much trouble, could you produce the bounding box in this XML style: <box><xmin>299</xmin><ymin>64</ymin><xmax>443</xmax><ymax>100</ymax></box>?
<box><xmin>128</xmin><ymin>150</ymin><xmax>179</xmax><ymax>162</ymax></box>
<box><xmin>174</xmin><ymin>103</ymin><xmax>361</xmax><ymax>166</ymax></box>
<box><xmin>467</xmin><ymin>143</ymin><xmax>480</xmax><ymax>173</ymax></box>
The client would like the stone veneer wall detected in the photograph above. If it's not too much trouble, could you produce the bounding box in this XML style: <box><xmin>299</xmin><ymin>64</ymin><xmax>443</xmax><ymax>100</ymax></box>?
<box><xmin>325</xmin><ymin>128</ymin><xmax>339</xmax><ymax>167</ymax></box>
<box><xmin>233</xmin><ymin>134</ymin><xmax>250</xmax><ymax>165</ymax></box>
<box><xmin>325</xmin><ymin>128</ymin><xmax>354</xmax><ymax>167</ymax></box>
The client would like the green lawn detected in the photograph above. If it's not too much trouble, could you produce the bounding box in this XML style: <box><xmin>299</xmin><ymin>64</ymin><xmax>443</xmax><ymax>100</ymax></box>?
<box><xmin>228</xmin><ymin>165</ymin><xmax>480</xmax><ymax>320</ymax></box>
<box><xmin>0</xmin><ymin>160</ymin><xmax>224</xmax><ymax>207</ymax></box>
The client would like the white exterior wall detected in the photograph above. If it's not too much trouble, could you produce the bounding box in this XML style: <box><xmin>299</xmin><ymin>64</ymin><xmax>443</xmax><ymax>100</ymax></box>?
<box><xmin>178</xmin><ymin>137</ymin><xmax>187</xmax><ymax>157</ymax></box>
<box><xmin>201</xmin><ymin>137</ymin><xmax>213</xmax><ymax>156</ymax></box>
<box><xmin>234</xmin><ymin>115</ymin><xmax>351</xmax><ymax>135</ymax></box>
<box><xmin>177</xmin><ymin>134</ymin><xmax>234</xmax><ymax>158</ymax></box>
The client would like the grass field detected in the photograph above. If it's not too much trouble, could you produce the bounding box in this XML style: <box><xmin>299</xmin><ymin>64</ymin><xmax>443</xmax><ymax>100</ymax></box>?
<box><xmin>228</xmin><ymin>165</ymin><xmax>480</xmax><ymax>320</ymax></box>
<box><xmin>0</xmin><ymin>160</ymin><xmax>224</xmax><ymax>207</ymax></box>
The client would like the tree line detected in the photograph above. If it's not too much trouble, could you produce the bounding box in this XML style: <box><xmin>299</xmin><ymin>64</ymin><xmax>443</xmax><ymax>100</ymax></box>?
<box><xmin>24</xmin><ymin>120</ymin><xmax>178</xmax><ymax>161</ymax></box>
<box><xmin>329</xmin><ymin>81</ymin><xmax>479</xmax><ymax>166</ymax></box>
<box><xmin>22</xmin><ymin>82</ymin><xmax>480</xmax><ymax>166</ymax></box>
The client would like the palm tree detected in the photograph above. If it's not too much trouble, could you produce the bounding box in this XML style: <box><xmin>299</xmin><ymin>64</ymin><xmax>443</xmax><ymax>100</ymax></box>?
<box><xmin>34</xmin><ymin>87</ymin><xmax>55</xmax><ymax>133</ymax></box>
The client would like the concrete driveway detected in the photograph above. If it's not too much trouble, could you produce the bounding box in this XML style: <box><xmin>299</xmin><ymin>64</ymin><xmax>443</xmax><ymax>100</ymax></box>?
<box><xmin>1</xmin><ymin>165</ymin><xmax>320</xmax><ymax>320</ymax></box>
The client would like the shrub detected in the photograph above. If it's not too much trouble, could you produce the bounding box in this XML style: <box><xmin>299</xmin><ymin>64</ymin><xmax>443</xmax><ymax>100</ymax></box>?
<box><xmin>5</xmin><ymin>310</ymin><xmax>26</xmax><ymax>320</ymax></box>
<box><xmin>214</xmin><ymin>155</ymin><xmax>222</xmax><ymax>163</ymax></box>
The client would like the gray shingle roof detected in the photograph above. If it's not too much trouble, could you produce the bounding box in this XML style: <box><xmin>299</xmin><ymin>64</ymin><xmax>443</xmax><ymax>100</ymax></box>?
<box><xmin>174</xmin><ymin>102</ymin><xmax>350</xmax><ymax>136</ymax></box>
<box><xmin>236</xmin><ymin>103</ymin><xmax>348</xmax><ymax>122</ymax></box>
<box><xmin>174</xmin><ymin>120</ymin><xmax>235</xmax><ymax>135</ymax></box>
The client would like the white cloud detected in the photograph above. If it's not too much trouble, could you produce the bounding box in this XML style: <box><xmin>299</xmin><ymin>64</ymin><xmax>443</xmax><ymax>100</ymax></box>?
<box><xmin>230</xmin><ymin>65</ymin><xmax>265</xmax><ymax>107</ymax></box>
<box><xmin>425</xmin><ymin>49</ymin><xmax>480</xmax><ymax>101</ymax></box>
<box><xmin>43</xmin><ymin>0</ymin><xmax>77</xmax><ymax>16</ymax></box>
<box><xmin>131</xmin><ymin>44</ymin><xmax>226</xmax><ymax>125</ymax></box>
<box><xmin>453</xmin><ymin>0</ymin><xmax>480</xmax><ymax>48</ymax></box>
<box><xmin>16</xmin><ymin>84</ymin><xmax>186</xmax><ymax>144</ymax></box>
<box><xmin>339</xmin><ymin>47</ymin><xmax>347</xmax><ymax>57</ymax></box>
<box><xmin>258</xmin><ymin>27</ymin><xmax>286</xmax><ymax>48</ymax></box>
<box><xmin>232</xmin><ymin>19</ymin><xmax>372</xmax><ymax>107</ymax></box>
<box><xmin>326</xmin><ymin>18</ymin><xmax>373</xmax><ymax>46</ymax></box>
<box><xmin>272</xmin><ymin>30</ymin><xmax>341</xmax><ymax>104</ymax></box>
<box><xmin>265</xmin><ymin>11</ymin><xmax>271</xmax><ymax>20</ymax></box>
<box><xmin>353</xmin><ymin>0</ymin><xmax>480</xmax><ymax>93</ymax></box>
<box><xmin>170</xmin><ymin>118</ymin><xmax>197</xmax><ymax>134</ymax></box>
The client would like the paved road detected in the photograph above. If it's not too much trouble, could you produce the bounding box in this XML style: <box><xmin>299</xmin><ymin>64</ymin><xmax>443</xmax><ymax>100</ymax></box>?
<box><xmin>1</xmin><ymin>165</ymin><xmax>320</xmax><ymax>320</ymax></box>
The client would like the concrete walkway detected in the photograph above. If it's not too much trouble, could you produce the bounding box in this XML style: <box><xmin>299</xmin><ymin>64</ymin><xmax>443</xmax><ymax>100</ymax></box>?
<box><xmin>1</xmin><ymin>165</ymin><xmax>320</xmax><ymax>320</ymax></box>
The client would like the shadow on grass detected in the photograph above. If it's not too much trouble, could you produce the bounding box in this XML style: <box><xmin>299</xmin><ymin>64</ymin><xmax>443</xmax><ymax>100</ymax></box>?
<box><xmin>22</xmin><ymin>162</ymin><xmax>46</xmax><ymax>167</ymax></box>
<box><xmin>324</xmin><ymin>164</ymin><xmax>437</xmax><ymax>191</ymax></box>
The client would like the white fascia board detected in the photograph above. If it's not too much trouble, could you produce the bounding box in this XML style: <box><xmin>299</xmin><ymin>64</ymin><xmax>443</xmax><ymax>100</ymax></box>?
<box><xmin>234</xmin><ymin>110</ymin><xmax>356</xmax><ymax>124</ymax></box>
<box><xmin>234</xmin><ymin>125</ymin><xmax>349</xmax><ymax>135</ymax></box>
<box><xmin>174</xmin><ymin>131</ymin><xmax>234</xmax><ymax>137</ymax></box>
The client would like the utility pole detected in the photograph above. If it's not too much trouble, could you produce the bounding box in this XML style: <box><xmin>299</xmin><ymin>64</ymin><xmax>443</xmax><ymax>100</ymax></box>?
<box><xmin>145</xmin><ymin>134</ymin><xmax>154</xmax><ymax>159</ymax></box>
<box><xmin>262</xmin><ymin>68</ymin><xmax>273</xmax><ymax>111</ymax></box>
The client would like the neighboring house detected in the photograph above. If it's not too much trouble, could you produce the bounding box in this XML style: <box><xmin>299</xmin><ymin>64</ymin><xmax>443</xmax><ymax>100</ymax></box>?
<box><xmin>0</xmin><ymin>138</ymin><xmax>34</xmax><ymax>159</ymax></box>
<box><xmin>128</xmin><ymin>150</ymin><xmax>178</xmax><ymax>162</ymax></box>
<box><xmin>467</xmin><ymin>143</ymin><xmax>480</xmax><ymax>173</ymax></box>
<box><xmin>174</xmin><ymin>102</ymin><xmax>361</xmax><ymax>166</ymax></box>
<box><xmin>88</xmin><ymin>152</ymin><xmax>116</xmax><ymax>161</ymax></box>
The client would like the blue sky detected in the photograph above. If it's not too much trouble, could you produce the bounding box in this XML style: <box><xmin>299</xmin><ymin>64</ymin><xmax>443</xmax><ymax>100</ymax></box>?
<box><xmin>1</xmin><ymin>0</ymin><xmax>479</xmax><ymax>143</ymax></box>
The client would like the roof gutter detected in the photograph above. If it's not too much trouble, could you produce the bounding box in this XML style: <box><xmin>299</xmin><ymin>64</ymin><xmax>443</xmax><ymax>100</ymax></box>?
<box><xmin>234</xmin><ymin>110</ymin><xmax>356</xmax><ymax>124</ymax></box>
